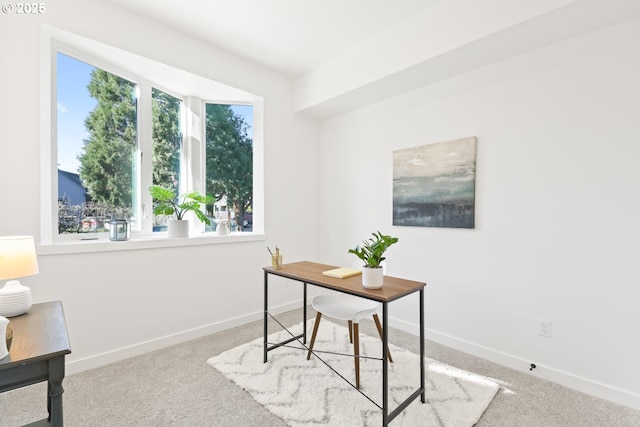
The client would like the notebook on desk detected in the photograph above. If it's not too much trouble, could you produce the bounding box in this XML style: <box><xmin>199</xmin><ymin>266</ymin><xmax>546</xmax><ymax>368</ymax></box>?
<box><xmin>321</xmin><ymin>267</ymin><xmax>362</xmax><ymax>279</ymax></box>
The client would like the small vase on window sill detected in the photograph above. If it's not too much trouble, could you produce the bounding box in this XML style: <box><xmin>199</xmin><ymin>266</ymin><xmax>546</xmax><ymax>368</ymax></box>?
<box><xmin>215</xmin><ymin>220</ymin><xmax>230</xmax><ymax>236</ymax></box>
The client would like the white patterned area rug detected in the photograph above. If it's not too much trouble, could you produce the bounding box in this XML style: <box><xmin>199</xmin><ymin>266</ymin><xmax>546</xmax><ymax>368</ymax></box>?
<box><xmin>207</xmin><ymin>321</ymin><xmax>499</xmax><ymax>427</ymax></box>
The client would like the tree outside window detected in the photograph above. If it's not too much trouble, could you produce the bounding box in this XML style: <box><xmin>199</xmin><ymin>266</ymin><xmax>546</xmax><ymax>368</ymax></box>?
<box><xmin>205</xmin><ymin>103</ymin><xmax>253</xmax><ymax>232</ymax></box>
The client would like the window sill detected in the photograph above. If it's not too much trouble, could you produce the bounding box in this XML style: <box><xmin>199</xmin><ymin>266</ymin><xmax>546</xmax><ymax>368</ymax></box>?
<box><xmin>37</xmin><ymin>232</ymin><xmax>265</xmax><ymax>256</ymax></box>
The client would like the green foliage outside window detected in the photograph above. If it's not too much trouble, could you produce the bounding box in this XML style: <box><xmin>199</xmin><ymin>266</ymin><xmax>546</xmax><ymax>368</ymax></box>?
<box><xmin>79</xmin><ymin>69</ymin><xmax>136</xmax><ymax>208</ymax></box>
<box><xmin>205</xmin><ymin>104</ymin><xmax>253</xmax><ymax>231</ymax></box>
<box><xmin>151</xmin><ymin>88</ymin><xmax>181</xmax><ymax>193</ymax></box>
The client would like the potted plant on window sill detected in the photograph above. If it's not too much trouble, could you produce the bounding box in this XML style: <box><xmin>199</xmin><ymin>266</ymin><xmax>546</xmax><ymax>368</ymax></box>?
<box><xmin>348</xmin><ymin>231</ymin><xmax>398</xmax><ymax>289</ymax></box>
<box><xmin>149</xmin><ymin>185</ymin><xmax>216</xmax><ymax>238</ymax></box>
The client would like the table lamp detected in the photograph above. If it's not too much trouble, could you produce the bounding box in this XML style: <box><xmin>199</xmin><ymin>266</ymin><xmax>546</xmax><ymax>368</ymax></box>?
<box><xmin>0</xmin><ymin>236</ymin><xmax>39</xmax><ymax>317</ymax></box>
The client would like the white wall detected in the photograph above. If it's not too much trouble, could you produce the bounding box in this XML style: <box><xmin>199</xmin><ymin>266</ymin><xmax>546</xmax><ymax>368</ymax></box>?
<box><xmin>0</xmin><ymin>0</ymin><xmax>319</xmax><ymax>371</ymax></box>
<box><xmin>317</xmin><ymin>18</ymin><xmax>640</xmax><ymax>409</ymax></box>
<box><xmin>1</xmin><ymin>0</ymin><xmax>639</xmax><ymax>412</ymax></box>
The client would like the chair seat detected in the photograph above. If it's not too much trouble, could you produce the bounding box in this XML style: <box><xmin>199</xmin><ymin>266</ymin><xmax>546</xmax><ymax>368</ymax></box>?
<box><xmin>311</xmin><ymin>294</ymin><xmax>378</xmax><ymax>323</ymax></box>
<box><xmin>307</xmin><ymin>294</ymin><xmax>392</xmax><ymax>389</ymax></box>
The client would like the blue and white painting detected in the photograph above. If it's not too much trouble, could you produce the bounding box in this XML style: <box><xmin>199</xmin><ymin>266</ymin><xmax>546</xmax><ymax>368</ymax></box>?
<box><xmin>393</xmin><ymin>137</ymin><xmax>477</xmax><ymax>229</ymax></box>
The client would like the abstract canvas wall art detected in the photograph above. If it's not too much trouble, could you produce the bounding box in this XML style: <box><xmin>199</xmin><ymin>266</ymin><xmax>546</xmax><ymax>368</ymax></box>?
<box><xmin>393</xmin><ymin>137</ymin><xmax>477</xmax><ymax>229</ymax></box>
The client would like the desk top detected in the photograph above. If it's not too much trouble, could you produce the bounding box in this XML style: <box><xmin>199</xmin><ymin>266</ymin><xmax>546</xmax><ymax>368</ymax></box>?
<box><xmin>0</xmin><ymin>300</ymin><xmax>71</xmax><ymax>368</ymax></box>
<box><xmin>264</xmin><ymin>261</ymin><xmax>426</xmax><ymax>302</ymax></box>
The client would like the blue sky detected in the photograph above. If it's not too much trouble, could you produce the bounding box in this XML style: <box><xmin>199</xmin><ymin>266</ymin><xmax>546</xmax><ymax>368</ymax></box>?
<box><xmin>57</xmin><ymin>53</ymin><xmax>96</xmax><ymax>173</ymax></box>
<box><xmin>56</xmin><ymin>53</ymin><xmax>253</xmax><ymax>174</ymax></box>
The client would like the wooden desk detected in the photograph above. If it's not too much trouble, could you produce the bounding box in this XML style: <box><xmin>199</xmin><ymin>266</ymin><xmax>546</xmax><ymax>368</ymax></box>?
<box><xmin>263</xmin><ymin>261</ymin><xmax>426</xmax><ymax>427</ymax></box>
<box><xmin>0</xmin><ymin>301</ymin><xmax>71</xmax><ymax>427</ymax></box>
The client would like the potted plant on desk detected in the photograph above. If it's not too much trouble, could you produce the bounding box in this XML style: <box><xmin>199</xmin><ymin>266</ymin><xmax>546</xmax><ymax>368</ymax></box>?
<box><xmin>348</xmin><ymin>231</ymin><xmax>398</xmax><ymax>289</ymax></box>
<box><xmin>149</xmin><ymin>185</ymin><xmax>216</xmax><ymax>238</ymax></box>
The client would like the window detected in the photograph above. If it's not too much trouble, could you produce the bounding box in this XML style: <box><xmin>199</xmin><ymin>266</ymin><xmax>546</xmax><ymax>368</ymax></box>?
<box><xmin>46</xmin><ymin>34</ymin><xmax>262</xmax><ymax>245</ymax></box>
<box><xmin>205</xmin><ymin>103</ymin><xmax>253</xmax><ymax>232</ymax></box>
<box><xmin>56</xmin><ymin>53</ymin><xmax>137</xmax><ymax>235</ymax></box>
<box><xmin>151</xmin><ymin>88</ymin><xmax>183</xmax><ymax>232</ymax></box>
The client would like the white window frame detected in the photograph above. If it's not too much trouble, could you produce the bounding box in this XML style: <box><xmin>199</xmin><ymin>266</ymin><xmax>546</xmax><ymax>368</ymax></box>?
<box><xmin>39</xmin><ymin>26</ymin><xmax>264</xmax><ymax>254</ymax></box>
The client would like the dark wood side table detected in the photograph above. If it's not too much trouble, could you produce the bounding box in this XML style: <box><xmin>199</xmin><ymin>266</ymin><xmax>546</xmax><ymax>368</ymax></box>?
<box><xmin>0</xmin><ymin>301</ymin><xmax>71</xmax><ymax>426</ymax></box>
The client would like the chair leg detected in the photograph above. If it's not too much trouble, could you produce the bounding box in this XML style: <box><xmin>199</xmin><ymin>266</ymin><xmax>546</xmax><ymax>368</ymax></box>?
<box><xmin>348</xmin><ymin>320</ymin><xmax>353</xmax><ymax>343</ymax></box>
<box><xmin>372</xmin><ymin>314</ymin><xmax>393</xmax><ymax>363</ymax></box>
<box><xmin>353</xmin><ymin>322</ymin><xmax>360</xmax><ymax>389</ymax></box>
<box><xmin>307</xmin><ymin>312</ymin><xmax>323</xmax><ymax>360</ymax></box>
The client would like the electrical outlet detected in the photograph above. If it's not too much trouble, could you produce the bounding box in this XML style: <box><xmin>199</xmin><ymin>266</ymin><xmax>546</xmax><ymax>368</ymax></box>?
<box><xmin>539</xmin><ymin>319</ymin><xmax>552</xmax><ymax>337</ymax></box>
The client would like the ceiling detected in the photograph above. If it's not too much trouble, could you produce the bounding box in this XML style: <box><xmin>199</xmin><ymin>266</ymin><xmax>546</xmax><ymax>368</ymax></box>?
<box><xmin>104</xmin><ymin>0</ymin><xmax>640</xmax><ymax>118</ymax></box>
<box><xmin>105</xmin><ymin>0</ymin><xmax>443</xmax><ymax>78</ymax></box>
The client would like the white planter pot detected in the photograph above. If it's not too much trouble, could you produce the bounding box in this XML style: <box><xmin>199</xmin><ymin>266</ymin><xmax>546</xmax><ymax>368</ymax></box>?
<box><xmin>168</xmin><ymin>219</ymin><xmax>189</xmax><ymax>238</ymax></box>
<box><xmin>362</xmin><ymin>267</ymin><xmax>384</xmax><ymax>289</ymax></box>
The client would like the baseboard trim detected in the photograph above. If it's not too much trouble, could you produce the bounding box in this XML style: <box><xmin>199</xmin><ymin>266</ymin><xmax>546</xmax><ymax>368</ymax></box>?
<box><xmin>66</xmin><ymin>300</ymin><xmax>301</xmax><ymax>376</ymax></box>
<box><xmin>389</xmin><ymin>317</ymin><xmax>640</xmax><ymax>411</ymax></box>
<box><xmin>66</xmin><ymin>303</ymin><xmax>639</xmax><ymax>411</ymax></box>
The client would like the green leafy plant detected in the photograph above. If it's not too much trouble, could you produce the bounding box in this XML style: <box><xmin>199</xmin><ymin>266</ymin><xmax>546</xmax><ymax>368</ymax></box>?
<box><xmin>149</xmin><ymin>185</ymin><xmax>216</xmax><ymax>226</ymax></box>
<box><xmin>348</xmin><ymin>231</ymin><xmax>399</xmax><ymax>268</ymax></box>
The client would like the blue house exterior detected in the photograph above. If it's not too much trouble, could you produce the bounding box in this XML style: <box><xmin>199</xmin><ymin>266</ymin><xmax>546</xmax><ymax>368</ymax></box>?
<box><xmin>58</xmin><ymin>169</ymin><xmax>88</xmax><ymax>205</ymax></box>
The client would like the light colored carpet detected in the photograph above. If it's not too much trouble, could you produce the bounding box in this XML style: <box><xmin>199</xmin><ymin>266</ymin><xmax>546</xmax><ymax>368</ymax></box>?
<box><xmin>208</xmin><ymin>320</ymin><xmax>499</xmax><ymax>427</ymax></box>
<box><xmin>2</xmin><ymin>308</ymin><xmax>640</xmax><ymax>426</ymax></box>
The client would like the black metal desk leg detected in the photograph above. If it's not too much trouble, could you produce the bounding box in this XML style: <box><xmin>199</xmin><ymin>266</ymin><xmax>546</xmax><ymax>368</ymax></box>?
<box><xmin>382</xmin><ymin>302</ymin><xmax>389</xmax><ymax>427</ymax></box>
<box><xmin>264</xmin><ymin>270</ymin><xmax>269</xmax><ymax>363</ymax></box>
<box><xmin>303</xmin><ymin>282</ymin><xmax>308</xmax><ymax>344</ymax></box>
<box><xmin>420</xmin><ymin>288</ymin><xmax>426</xmax><ymax>403</ymax></box>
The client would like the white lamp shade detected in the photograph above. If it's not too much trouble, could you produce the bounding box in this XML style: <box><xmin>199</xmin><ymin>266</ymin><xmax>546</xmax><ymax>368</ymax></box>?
<box><xmin>0</xmin><ymin>236</ymin><xmax>39</xmax><ymax>280</ymax></box>
<box><xmin>0</xmin><ymin>236</ymin><xmax>38</xmax><ymax>317</ymax></box>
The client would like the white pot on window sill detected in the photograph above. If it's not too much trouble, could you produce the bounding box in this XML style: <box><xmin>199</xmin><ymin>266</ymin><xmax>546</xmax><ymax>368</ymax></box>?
<box><xmin>168</xmin><ymin>220</ymin><xmax>189</xmax><ymax>238</ymax></box>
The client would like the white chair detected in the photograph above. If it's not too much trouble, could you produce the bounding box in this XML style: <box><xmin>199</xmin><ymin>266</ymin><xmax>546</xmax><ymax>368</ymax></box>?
<box><xmin>306</xmin><ymin>264</ymin><xmax>392</xmax><ymax>389</ymax></box>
